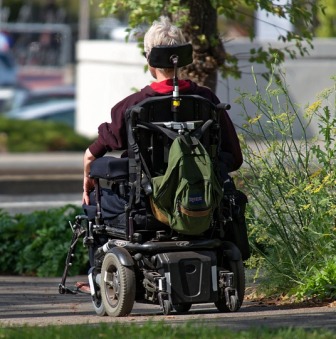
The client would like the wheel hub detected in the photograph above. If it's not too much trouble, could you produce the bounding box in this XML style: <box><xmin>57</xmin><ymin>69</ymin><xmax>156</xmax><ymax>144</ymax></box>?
<box><xmin>105</xmin><ymin>269</ymin><xmax>120</xmax><ymax>303</ymax></box>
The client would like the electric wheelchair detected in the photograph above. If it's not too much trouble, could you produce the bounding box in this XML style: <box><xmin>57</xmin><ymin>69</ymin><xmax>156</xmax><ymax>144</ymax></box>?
<box><xmin>59</xmin><ymin>44</ymin><xmax>249</xmax><ymax>317</ymax></box>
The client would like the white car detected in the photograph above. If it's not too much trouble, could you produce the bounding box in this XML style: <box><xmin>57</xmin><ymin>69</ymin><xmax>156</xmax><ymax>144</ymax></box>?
<box><xmin>5</xmin><ymin>100</ymin><xmax>76</xmax><ymax>128</ymax></box>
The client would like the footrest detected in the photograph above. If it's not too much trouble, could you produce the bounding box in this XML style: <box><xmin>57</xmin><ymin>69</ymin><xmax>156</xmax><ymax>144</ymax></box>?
<box><xmin>58</xmin><ymin>283</ymin><xmax>78</xmax><ymax>295</ymax></box>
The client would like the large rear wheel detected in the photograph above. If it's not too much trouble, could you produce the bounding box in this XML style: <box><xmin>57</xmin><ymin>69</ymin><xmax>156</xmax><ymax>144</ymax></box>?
<box><xmin>215</xmin><ymin>257</ymin><xmax>245</xmax><ymax>312</ymax></box>
<box><xmin>101</xmin><ymin>252</ymin><xmax>136</xmax><ymax>317</ymax></box>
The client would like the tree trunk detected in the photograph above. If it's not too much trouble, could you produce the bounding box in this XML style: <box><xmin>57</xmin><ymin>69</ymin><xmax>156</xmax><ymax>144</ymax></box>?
<box><xmin>179</xmin><ymin>0</ymin><xmax>226</xmax><ymax>92</ymax></box>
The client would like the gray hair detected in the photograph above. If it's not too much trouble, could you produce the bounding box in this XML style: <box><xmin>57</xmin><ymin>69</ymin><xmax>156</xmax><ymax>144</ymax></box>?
<box><xmin>144</xmin><ymin>16</ymin><xmax>186</xmax><ymax>56</ymax></box>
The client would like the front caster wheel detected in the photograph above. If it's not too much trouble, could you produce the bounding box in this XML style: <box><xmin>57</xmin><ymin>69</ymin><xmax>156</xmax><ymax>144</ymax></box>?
<box><xmin>227</xmin><ymin>294</ymin><xmax>239</xmax><ymax>312</ymax></box>
<box><xmin>101</xmin><ymin>252</ymin><xmax>135</xmax><ymax>317</ymax></box>
<box><xmin>163</xmin><ymin>300</ymin><xmax>172</xmax><ymax>315</ymax></box>
<box><xmin>215</xmin><ymin>257</ymin><xmax>245</xmax><ymax>313</ymax></box>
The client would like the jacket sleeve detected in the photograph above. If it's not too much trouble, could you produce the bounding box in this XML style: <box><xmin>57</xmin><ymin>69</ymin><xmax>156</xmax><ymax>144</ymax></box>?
<box><xmin>88</xmin><ymin>118</ymin><xmax>126</xmax><ymax>159</ymax></box>
<box><xmin>90</xmin><ymin>87</ymin><xmax>155</xmax><ymax>158</ymax></box>
<box><xmin>88</xmin><ymin>92</ymin><xmax>144</xmax><ymax>158</ymax></box>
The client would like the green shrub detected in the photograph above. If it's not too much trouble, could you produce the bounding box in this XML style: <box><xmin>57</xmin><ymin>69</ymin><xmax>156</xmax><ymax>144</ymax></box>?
<box><xmin>295</xmin><ymin>258</ymin><xmax>336</xmax><ymax>300</ymax></box>
<box><xmin>237</xmin><ymin>72</ymin><xmax>336</xmax><ymax>299</ymax></box>
<box><xmin>0</xmin><ymin>206</ymin><xmax>88</xmax><ymax>277</ymax></box>
<box><xmin>0</xmin><ymin>117</ymin><xmax>94</xmax><ymax>152</ymax></box>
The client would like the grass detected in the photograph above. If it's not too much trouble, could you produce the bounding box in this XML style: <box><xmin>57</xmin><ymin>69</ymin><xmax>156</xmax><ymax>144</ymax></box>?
<box><xmin>0</xmin><ymin>322</ymin><xmax>335</xmax><ymax>339</ymax></box>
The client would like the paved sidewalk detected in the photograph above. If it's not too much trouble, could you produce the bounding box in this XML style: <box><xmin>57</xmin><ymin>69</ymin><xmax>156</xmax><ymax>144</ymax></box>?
<box><xmin>0</xmin><ymin>275</ymin><xmax>335</xmax><ymax>329</ymax></box>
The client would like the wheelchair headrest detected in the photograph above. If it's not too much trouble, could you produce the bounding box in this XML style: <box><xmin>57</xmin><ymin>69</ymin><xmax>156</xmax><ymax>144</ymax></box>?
<box><xmin>148</xmin><ymin>43</ymin><xmax>193</xmax><ymax>68</ymax></box>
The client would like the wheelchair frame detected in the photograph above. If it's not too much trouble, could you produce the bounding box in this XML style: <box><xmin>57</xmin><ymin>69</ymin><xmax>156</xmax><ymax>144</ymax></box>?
<box><xmin>59</xmin><ymin>44</ymin><xmax>248</xmax><ymax>317</ymax></box>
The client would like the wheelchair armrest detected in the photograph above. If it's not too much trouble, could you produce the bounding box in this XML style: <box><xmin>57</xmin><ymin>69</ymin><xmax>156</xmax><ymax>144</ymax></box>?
<box><xmin>89</xmin><ymin>156</ymin><xmax>128</xmax><ymax>180</ymax></box>
<box><xmin>217</xmin><ymin>103</ymin><xmax>231</xmax><ymax>110</ymax></box>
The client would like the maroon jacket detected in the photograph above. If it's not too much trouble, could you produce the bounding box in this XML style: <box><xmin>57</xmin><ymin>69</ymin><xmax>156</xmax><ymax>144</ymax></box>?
<box><xmin>89</xmin><ymin>79</ymin><xmax>243</xmax><ymax>171</ymax></box>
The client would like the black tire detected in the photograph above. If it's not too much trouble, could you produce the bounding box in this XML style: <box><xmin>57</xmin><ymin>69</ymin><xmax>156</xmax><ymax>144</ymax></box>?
<box><xmin>173</xmin><ymin>303</ymin><xmax>192</xmax><ymax>313</ymax></box>
<box><xmin>215</xmin><ymin>258</ymin><xmax>245</xmax><ymax>312</ymax></box>
<box><xmin>101</xmin><ymin>252</ymin><xmax>136</xmax><ymax>317</ymax></box>
<box><xmin>92</xmin><ymin>292</ymin><xmax>107</xmax><ymax>316</ymax></box>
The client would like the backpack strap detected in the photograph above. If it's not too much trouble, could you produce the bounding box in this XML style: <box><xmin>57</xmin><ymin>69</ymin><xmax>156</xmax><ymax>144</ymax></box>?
<box><xmin>126</xmin><ymin>111</ymin><xmax>142</xmax><ymax>204</ymax></box>
<box><xmin>180</xmin><ymin>134</ymin><xmax>199</xmax><ymax>148</ymax></box>
<box><xmin>191</xmin><ymin>119</ymin><xmax>214</xmax><ymax>140</ymax></box>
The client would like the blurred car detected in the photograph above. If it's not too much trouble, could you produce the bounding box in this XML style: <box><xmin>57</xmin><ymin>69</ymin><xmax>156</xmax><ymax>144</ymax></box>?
<box><xmin>10</xmin><ymin>84</ymin><xmax>75</xmax><ymax>110</ymax></box>
<box><xmin>0</xmin><ymin>84</ymin><xmax>75</xmax><ymax>115</ymax></box>
<box><xmin>0</xmin><ymin>51</ymin><xmax>17</xmax><ymax>87</ymax></box>
<box><xmin>0</xmin><ymin>51</ymin><xmax>18</xmax><ymax>112</ymax></box>
<box><xmin>5</xmin><ymin>99</ymin><xmax>76</xmax><ymax>128</ymax></box>
<box><xmin>0</xmin><ymin>87</ymin><xmax>16</xmax><ymax>113</ymax></box>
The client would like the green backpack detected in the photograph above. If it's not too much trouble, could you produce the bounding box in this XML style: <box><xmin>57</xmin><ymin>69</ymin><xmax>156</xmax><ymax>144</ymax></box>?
<box><xmin>151</xmin><ymin>135</ymin><xmax>223</xmax><ymax>235</ymax></box>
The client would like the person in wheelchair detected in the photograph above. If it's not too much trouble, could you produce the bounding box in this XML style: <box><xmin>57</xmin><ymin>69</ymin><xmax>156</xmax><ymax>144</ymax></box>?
<box><xmin>82</xmin><ymin>16</ymin><xmax>243</xmax><ymax>207</ymax></box>
<box><xmin>62</xmin><ymin>15</ymin><xmax>250</xmax><ymax>316</ymax></box>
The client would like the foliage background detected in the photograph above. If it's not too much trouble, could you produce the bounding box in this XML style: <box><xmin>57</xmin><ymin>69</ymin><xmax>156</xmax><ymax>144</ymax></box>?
<box><xmin>0</xmin><ymin>117</ymin><xmax>93</xmax><ymax>152</ymax></box>
<box><xmin>238</xmin><ymin>71</ymin><xmax>336</xmax><ymax>300</ymax></box>
<box><xmin>0</xmin><ymin>206</ymin><xmax>88</xmax><ymax>277</ymax></box>
<box><xmin>0</xmin><ymin>75</ymin><xmax>335</xmax><ymax>302</ymax></box>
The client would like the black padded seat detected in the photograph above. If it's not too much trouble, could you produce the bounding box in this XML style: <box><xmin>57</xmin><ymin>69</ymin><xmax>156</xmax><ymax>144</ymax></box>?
<box><xmin>90</xmin><ymin>156</ymin><xmax>128</xmax><ymax>180</ymax></box>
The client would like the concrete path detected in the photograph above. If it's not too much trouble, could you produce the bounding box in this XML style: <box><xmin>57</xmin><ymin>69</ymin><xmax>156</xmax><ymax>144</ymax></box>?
<box><xmin>0</xmin><ymin>275</ymin><xmax>335</xmax><ymax>330</ymax></box>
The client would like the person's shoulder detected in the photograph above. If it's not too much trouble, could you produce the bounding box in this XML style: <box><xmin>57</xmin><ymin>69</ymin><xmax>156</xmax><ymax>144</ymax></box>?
<box><xmin>112</xmin><ymin>85</ymin><xmax>155</xmax><ymax>109</ymax></box>
<box><xmin>125</xmin><ymin>86</ymin><xmax>153</xmax><ymax>101</ymax></box>
<box><xmin>188</xmin><ymin>80</ymin><xmax>212</xmax><ymax>93</ymax></box>
<box><xmin>188</xmin><ymin>81</ymin><xmax>219</xmax><ymax>103</ymax></box>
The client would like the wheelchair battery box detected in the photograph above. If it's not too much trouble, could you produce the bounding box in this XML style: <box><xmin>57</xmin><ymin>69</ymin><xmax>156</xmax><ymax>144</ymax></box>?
<box><xmin>154</xmin><ymin>251</ymin><xmax>218</xmax><ymax>304</ymax></box>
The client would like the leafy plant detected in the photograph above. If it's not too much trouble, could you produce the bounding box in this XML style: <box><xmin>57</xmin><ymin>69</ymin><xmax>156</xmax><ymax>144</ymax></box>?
<box><xmin>0</xmin><ymin>206</ymin><xmax>88</xmax><ymax>277</ymax></box>
<box><xmin>237</xmin><ymin>71</ymin><xmax>336</xmax><ymax>298</ymax></box>
<box><xmin>0</xmin><ymin>117</ymin><xmax>93</xmax><ymax>152</ymax></box>
<box><xmin>316</xmin><ymin>0</ymin><xmax>336</xmax><ymax>37</ymax></box>
<box><xmin>97</xmin><ymin>0</ymin><xmax>323</xmax><ymax>89</ymax></box>
<box><xmin>295</xmin><ymin>258</ymin><xmax>336</xmax><ymax>300</ymax></box>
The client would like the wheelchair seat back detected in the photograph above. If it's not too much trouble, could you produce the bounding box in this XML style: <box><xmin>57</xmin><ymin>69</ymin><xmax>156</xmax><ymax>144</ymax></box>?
<box><xmin>127</xmin><ymin>94</ymin><xmax>219</xmax><ymax>177</ymax></box>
